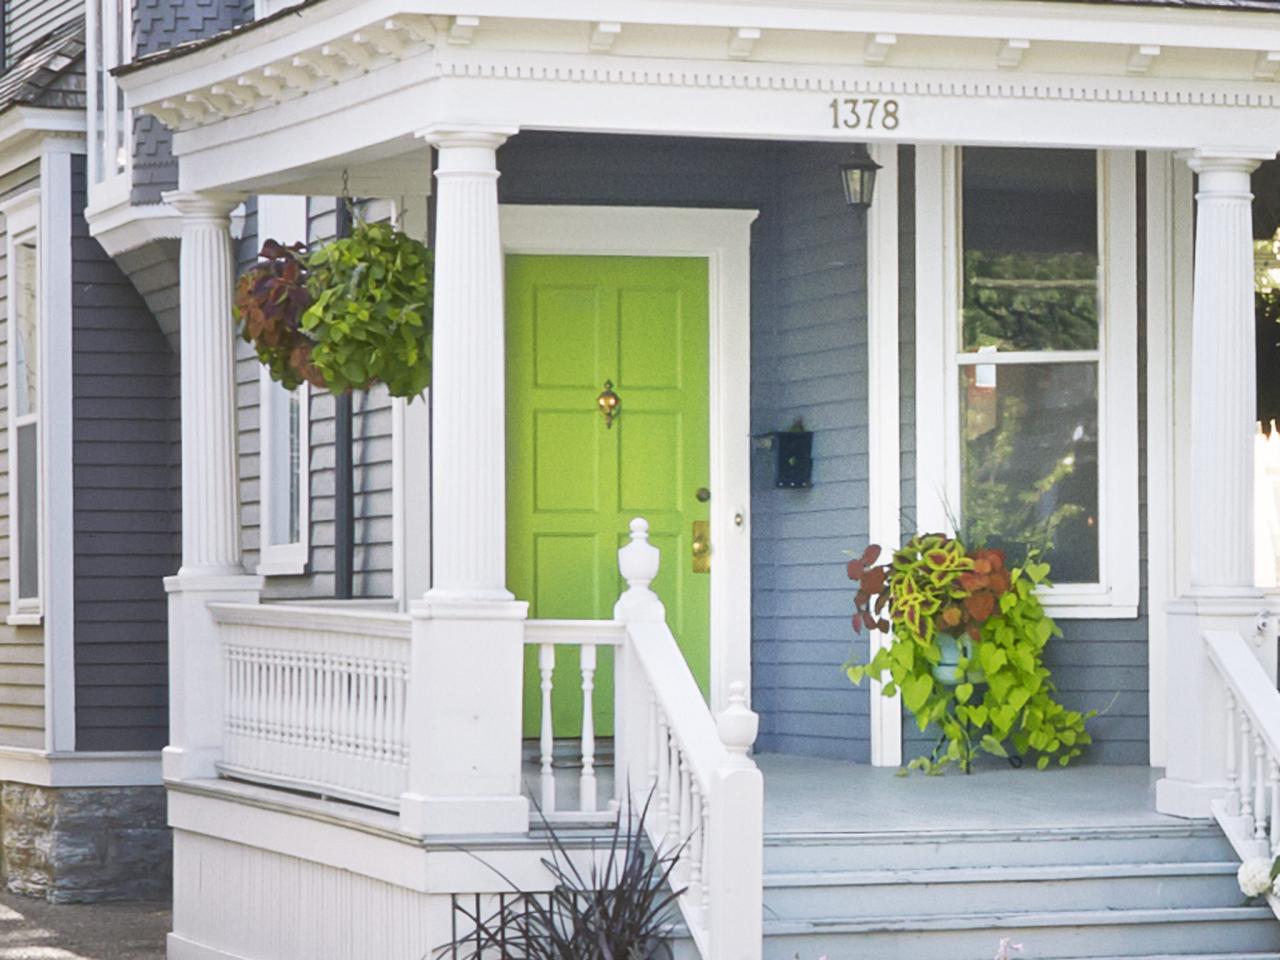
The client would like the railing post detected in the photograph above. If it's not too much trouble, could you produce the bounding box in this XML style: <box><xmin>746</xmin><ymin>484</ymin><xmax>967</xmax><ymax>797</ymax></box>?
<box><xmin>614</xmin><ymin>519</ymin><xmax>665</xmax><ymax>808</ymax></box>
<box><xmin>708</xmin><ymin>682</ymin><xmax>762</xmax><ymax>960</ymax></box>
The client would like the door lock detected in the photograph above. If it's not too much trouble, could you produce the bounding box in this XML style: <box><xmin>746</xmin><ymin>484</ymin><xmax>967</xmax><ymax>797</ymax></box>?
<box><xmin>692</xmin><ymin>520</ymin><xmax>711</xmax><ymax>574</ymax></box>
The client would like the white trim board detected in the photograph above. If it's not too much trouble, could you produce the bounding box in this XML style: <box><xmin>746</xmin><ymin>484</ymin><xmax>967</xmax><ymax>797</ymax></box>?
<box><xmin>0</xmin><ymin>748</ymin><xmax>162</xmax><ymax>787</ymax></box>
<box><xmin>866</xmin><ymin>142</ymin><xmax>902</xmax><ymax>768</ymax></box>
<box><xmin>498</xmin><ymin>204</ymin><xmax>755</xmax><ymax>713</ymax></box>
<box><xmin>1144</xmin><ymin>151</ymin><xmax>1196</xmax><ymax>768</ymax></box>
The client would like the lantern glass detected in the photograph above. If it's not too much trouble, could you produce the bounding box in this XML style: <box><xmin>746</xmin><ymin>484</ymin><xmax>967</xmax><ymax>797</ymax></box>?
<box><xmin>840</xmin><ymin>157</ymin><xmax>881</xmax><ymax>208</ymax></box>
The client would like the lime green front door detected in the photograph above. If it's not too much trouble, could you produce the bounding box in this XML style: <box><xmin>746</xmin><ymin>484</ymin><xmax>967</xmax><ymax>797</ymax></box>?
<box><xmin>506</xmin><ymin>254</ymin><xmax>711</xmax><ymax>736</ymax></box>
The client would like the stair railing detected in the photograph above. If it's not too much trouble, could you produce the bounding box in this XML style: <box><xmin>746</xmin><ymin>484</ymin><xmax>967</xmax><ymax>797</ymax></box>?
<box><xmin>1205</xmin><ymin>629</ymin><xmax>1280</xmax><ymax>915</ymax></box>
<box><xmin>520</xmin><ymin>519</ymin><xmax>763</xmax><ymax>958</ymax></box>
<box><xmin>612</xmin><ymin>518</ymin><xmax>763</xmax><ymax>960</ymax></box>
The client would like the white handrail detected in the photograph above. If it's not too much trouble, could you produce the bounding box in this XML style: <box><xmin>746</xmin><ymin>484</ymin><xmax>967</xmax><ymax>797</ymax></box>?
<box><xmin>612</xmin><ymin>518</ymin><xmax>763</xmax><ymax>960</ymax></box>
<box><xmin>1205</xmin><ymin>630</ymin><xmax>1280</xmax><ymax>920</ymax></box>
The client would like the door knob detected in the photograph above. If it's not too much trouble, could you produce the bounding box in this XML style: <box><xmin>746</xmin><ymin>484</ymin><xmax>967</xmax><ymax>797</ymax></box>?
<box><xmin>692</xmin><ymin>520</ymin><xmax>711</xmax><ymax>574</ymax></box>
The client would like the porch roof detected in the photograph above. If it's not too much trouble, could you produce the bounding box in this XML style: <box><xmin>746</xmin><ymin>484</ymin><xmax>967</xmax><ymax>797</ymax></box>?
<box><xmin>116</xmin><ymin>0</ymin><xmax>1280</xmax><ymax>196</ymax></box>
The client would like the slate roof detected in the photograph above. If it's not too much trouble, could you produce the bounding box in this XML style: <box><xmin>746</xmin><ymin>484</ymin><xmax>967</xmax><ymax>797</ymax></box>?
<box><xmin>0</xmin><ymin>19</ymin><xmax>87</xmax><ymax>114</ymax></box>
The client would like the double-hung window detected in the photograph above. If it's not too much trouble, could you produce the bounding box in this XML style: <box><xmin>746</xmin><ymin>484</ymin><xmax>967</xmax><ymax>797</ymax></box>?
<box><xmin>917</xmin><ymin>147</ymin><xmax>1139</xmax><ymax>618</ymax></box>
<box><xmin>4</xmin><ymin>192</ymin><xmax>41</xmax><ymax>622</ymax></box>
<box><xmin>256</xmin><ymin>196</ymin><xmax>311</xmax><ymax>576</ymax></box>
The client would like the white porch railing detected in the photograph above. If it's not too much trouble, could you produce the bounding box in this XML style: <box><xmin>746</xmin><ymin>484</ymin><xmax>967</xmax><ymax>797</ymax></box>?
<box><xmin>523</xmin><ymin>519</ymin><xmax>764</xmax><ymax>960</ymax></box>
<box><xmin>1206</xmin><ymin>630</ymin><xmax>1280</xmax><ymax>917</ymax></box>
<box><xmin>209</xmin><ymin>602</ymin><xmax>412</xmax><ymax>811</ymax></box>
<box><xmin>206</xmin><ymin>520</ymin><xmax>761</xmax><ymax>960</ymax></box>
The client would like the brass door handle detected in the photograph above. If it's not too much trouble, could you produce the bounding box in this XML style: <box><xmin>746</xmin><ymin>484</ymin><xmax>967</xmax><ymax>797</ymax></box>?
<box><xmin>692</xmin><ymin>520</ymin><xmax>710</xmax><ymax>574</ymax></box>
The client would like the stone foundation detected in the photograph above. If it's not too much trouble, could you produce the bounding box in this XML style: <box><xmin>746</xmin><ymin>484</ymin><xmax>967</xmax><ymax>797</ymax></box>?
<box><xmin>0</xmin><ymin>783</ymin><xmax>170</xmax><ymax>903</ymax></box>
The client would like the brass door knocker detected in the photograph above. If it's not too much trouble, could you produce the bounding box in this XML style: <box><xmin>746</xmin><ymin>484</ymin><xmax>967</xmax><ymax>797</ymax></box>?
<box><xmin>597</xmin><ymin>380</ymin><xmax>620</xmax><ymax>428</ymax></box>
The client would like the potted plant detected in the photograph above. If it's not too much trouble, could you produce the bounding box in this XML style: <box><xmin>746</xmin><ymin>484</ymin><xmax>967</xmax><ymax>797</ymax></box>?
<box><xmin>233</xmin><ymin>217</ymin><xmax>433</xmax><ymax>399</ymax></box>
<box><xmin>845</xmin><ymin>534</ymin><xmax>1094</xmax><ymax>774</ymax></box>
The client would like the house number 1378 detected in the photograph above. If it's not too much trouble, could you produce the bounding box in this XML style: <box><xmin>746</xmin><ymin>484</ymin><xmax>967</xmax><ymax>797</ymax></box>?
<box><xmin>828</xmin><ymin>98</ymin><xmax>900</xmax><ymax>130</ymax></box>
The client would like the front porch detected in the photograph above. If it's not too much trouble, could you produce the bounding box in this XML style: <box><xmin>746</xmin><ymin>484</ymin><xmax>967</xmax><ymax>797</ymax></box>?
<box><xmin>113</xmin><ymin>3</ymin><xmax>1280</xmax><ymax>959</ymax></box>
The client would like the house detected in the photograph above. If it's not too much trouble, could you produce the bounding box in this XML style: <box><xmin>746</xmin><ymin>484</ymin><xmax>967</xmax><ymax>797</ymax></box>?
<box><xmin>0</xmin><ymin>0</ymin><xmax>177</xmax><ymax>903</ymax></box>
<box><xmin>77</xmin><ymin>0</ymin><xmax>1280</xmax><ymax>954</ymax></box>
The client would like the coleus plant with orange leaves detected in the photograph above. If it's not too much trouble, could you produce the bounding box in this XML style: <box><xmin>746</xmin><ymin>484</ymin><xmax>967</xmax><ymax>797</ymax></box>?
<box><xmin>846</xmin><ymin>534</ymin><xmax>1094</xmax><ymax>774</ymax></box>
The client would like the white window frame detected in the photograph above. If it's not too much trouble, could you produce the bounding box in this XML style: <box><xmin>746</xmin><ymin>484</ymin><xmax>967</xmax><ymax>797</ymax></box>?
<box><xmin>3</xmin><ymin>189</ymin><xmax>42</xmax><ymax>625</ymax></box>
<box><xmin>915</xmin><ymin>146</ymin><xmax>1140</xmax><ymax>619</ymax></box>
<box><xmin>85</xmin><ymin>0</ymin><xmax>133</xmax><ymax>202</ymax></box>
<box><xmin>255</xmin><ymin>195</ymin><xmax>311</xmax><ymax>577</ymax></box>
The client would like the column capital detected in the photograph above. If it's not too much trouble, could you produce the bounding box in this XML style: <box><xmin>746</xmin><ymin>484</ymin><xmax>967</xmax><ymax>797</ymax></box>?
<box><xmin>1182</xmin><ymin>148</ymin><xmax>1272</xmax><ymax>180</ymax></box>
<box><xmin>415</xmin><ymin>124</ymin><xmax>518</xmax><ymax>151</ymax></box>
<box><xmin>163</xmin><ymin>189</ymin><xmax>246</xmax><ymax>222</ymax></box>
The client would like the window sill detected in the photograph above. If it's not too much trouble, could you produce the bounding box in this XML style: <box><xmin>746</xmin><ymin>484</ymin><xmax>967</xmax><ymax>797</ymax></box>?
<box><xmin>256</xmin><ymin>548</ymin><xmax>308</xmax><ymax>578</ymax></box>
<box><xmin>1040</xmin><ymin>598</ymin><xmax>1139</xmax><ymax>620</ymax></box>
<box><xmin>6</xmin><ymin>612</ymin><xmax>42</xmax><ymax>627</ymax></box>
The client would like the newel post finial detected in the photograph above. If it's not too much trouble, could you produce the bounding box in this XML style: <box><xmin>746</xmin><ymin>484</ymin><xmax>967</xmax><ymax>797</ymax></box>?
<box><xmin>614</xmin><ymin>518</ymin><xmax>665</xmax><ymax>622</ymax></box>
<box><xmin>717</xmin><ymin>681</ymin><xmax>759</xmax><ymax>766</ymax></box>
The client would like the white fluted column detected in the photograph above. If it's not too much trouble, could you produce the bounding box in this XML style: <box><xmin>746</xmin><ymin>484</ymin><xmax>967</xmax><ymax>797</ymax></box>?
<box><xmin>1159</xmin><ymin>149</ymin><xmax>1271</xmax><ymax>818</ymax></box>
<box><xmin>167</xmin><ymin>191</ymin><xmax>244</xmax><ymax>576</ymax></box>
<box><xmin>422</xmin><ymin>129</ymin><xmax>515</xmax><ymax>601</ymax></box>
<box><xmin>1186</xmin><ymin>156</ymin><xmax>1262</xmax><ymax>590</ymax></box>
<box><xmin>162</xmin><ymin>190</ymin><xmax>260</xmax><ymax>782</ymax></box>
<box><xmin>400</xmin><ymin>128</ymin><xmax>529</xmax><ymax>836</ymax></box>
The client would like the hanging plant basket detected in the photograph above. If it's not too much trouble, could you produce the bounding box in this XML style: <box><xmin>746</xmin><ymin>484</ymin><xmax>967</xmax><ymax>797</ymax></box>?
<box><xmin>234</xmin><ymin>218</ymin><xmax>433</xmax><ymax>399</ymax></box>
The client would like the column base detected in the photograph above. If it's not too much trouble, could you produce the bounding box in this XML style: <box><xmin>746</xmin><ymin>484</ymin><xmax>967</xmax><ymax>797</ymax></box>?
<box><xmin>165</xmin><ymin>573</ymin><xmax>262</xmax><ymax>783</ymax></box>
<box><xmin>401</xmin><ymin>596</ymin><xmax>531</xmax><ymax>837</ymax></box>
<box><xmin>1155</xmin><ymin>775</ymin><xmax>1226</xmax><ymax>819</ymax></box>
<box><xmin>399</xmin><ymin>792</ymin><xmax>530</xmax><ymax>836</ymax></box>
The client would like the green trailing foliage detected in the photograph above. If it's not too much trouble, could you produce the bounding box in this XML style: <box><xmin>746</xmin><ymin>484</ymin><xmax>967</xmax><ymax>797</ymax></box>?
<box><xmin>233</xmin><ymin>217</ymin><xmax>433</xmax><ymax>399</ymax></box>
<box><xmin>845</xmin><ymin>535</ymin><xmax>1095</xmax><ymax>775</ymax></box>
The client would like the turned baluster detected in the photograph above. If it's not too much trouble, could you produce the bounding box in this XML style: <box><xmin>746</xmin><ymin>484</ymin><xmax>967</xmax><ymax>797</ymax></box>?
<box><xmin>677</xmin><ymin>752</ymin><xmax>692</xmax><ymax>867</ymax></box>
<box><xmin>666</xmin><ymin>729</ymin><xmax>680</xmax><ymax>850</ymax></box>
<box><xmin>688</xmin><ymin>778</ymin><xmax>704</xmax><ymax>914</ymax></box>
<box><xmin>646</xmin><ymin>691</ymin><xmax>659</xmax><ymax>794</ymax></box>
<box><xmin>539</xmin><ymin>643</ymin><xmax>556</xmax><ymax>812</ymax></box>
<box><xmin>700</xmin><ymin>794</ymin><xmax>711</xmax><ymax>923</ymax></box>
<box><xmin>580</xmin><ymin>643</ymin><xmax>598</xmax><ymax>813</ymax></box>
<box><xmin>1226</xmin><ymin>690</ymin><xmax>1241</xmax><ymax>816</ymax></box>
<box><xmin>655</xmin><ymin>708</ymin><xmax>671</xmax><ymax>834</ymax></box>
<box><xmin>1270</xmin><ymin>759</ymin><xmax>1280</xmax><ymax>856</ymax></box>
<box><xmin>1256</xmin><ymin>732</ymin><xmax>1270</xmax><ymax>843</ymax></box>
<box><xmin>1242</xmin><ymin>713</ymin><xmax>1257</xmax><ymax>835</ymax></box>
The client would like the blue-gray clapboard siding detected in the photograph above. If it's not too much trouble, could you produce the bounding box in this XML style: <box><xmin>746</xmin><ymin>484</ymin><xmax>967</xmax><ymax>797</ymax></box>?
<box><xmin>0</xmin><ymin>160</ymin><xmax>43</xmax><ymax>748</ymax></box>
<box><xmin>497</xmin><ymin>132</ymin><xmax>872</xmax><ymax>760</ymax></box>
<box><xmin>751</xmin><ymin>146</ymin><xmax>871</xmax><ymax>761</ymax></box>
<box><xmin>71</xmin><ymin>153</ymin><xmax>178</xmax><ymax>751</ymax></box>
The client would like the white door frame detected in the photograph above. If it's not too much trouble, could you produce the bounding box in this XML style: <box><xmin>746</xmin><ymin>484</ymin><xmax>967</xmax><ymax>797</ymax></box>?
<box><xmin>499</xmin><ymin>204</ymin><xmax>756</xmax><ymax>714</ymax></box>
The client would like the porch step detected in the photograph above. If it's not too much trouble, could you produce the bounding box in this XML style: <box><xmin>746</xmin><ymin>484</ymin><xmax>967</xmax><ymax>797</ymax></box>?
<box><xmin>756</xmin><ymin>906</ymin><xmax>1280</xmax><ymax>960</ymax></box>
<box><xmin>738</xmin><ymin>822</ymin><xmax>1278</xmax><ymax>959</ymax></box>
<box><xmin>763</xmin><ymin>823</ymin><xmax>1235</xmax><ymax>872</ymax></box>
<box><xmin>762</xmin><ymin>861</ymin><xmax>1243</xmax><ymax>918</ymax></box>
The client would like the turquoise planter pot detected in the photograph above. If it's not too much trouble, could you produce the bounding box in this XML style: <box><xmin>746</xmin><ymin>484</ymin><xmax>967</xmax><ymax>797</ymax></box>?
<box><xmin>932</xmin><ymin>635</ymin><xmax>977</xmax><ymax>686</ymax></box>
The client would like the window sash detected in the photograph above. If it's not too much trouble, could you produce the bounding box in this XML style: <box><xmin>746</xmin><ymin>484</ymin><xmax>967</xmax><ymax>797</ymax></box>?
<box><xmin>5</xmin><ymin>215</ymin><xmax>41</xmax><ymax>619</ymax></box>
<box><xmin>915</xmin><ymin>145</ymin><xmax>1139</xmax><ymax>618</ymax></box>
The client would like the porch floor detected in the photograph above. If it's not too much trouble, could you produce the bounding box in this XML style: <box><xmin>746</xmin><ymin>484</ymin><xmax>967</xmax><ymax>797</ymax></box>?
<box><xmin>754</xmin><ymin>753</ymin><xmax>1184</xmax><ymax>835</ymax></box>
<box><xmin>527</xmin><ymin>749</ymin><xmax>1188</xmax><ymax>835</ymax></box>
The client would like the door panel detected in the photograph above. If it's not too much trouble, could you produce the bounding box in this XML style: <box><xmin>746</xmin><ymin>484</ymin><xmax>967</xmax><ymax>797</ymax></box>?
<box><xmin>506</xmin><ymin>255</ymin><xmax>711</xmax><ymax>738</ymax></box>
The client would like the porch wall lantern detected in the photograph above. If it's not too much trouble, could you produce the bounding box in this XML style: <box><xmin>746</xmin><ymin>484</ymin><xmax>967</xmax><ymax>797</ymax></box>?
<box><xmin>840</xmin><ymin>153</ymin><xmax>882</xmax><ymax>209</ymax></box>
